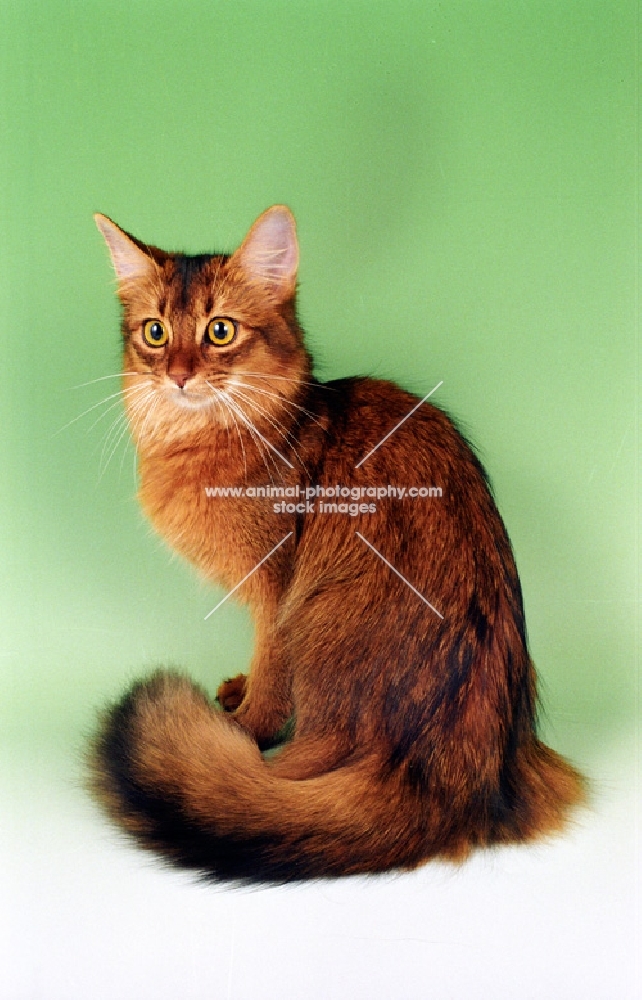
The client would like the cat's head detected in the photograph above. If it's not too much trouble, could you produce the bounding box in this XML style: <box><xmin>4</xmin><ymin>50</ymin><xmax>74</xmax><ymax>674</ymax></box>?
<box><xmin>95</xmin><ymin>206</ymin><xmax>310</xmax><ymax>452</ymax></box>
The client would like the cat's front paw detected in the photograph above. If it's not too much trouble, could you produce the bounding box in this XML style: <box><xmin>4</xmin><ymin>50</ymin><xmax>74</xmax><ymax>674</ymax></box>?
<box><xmin>216</xmin><ymin>674</ymin><xmax>247</xmax><ymax>712</ymax></box>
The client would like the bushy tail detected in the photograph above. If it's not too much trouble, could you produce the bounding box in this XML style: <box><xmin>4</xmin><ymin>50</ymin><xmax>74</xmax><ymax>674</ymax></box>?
<box><xmin>89</xmin><ymin>670</ymin><xmax>585</xmax><ymax>884</ymax></box>
<box><xmin>89</xmin><ymin>670</ymin><xmax>424</xmax><ymax>884</ymax></box>
<box><xmin>490</xmin><ymin>738</ymin><xmax>586</xmax><ymax>845</ymax></box>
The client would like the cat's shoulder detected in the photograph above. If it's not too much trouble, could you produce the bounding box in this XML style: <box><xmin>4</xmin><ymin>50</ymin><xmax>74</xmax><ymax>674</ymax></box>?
<box><xmin>319</xmin><ymin>374</ymin><xmax>450</xmax><ymax>429</ymax></box>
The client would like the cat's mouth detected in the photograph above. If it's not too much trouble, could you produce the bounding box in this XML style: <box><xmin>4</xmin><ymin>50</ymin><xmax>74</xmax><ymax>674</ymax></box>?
<box><xmin>166</xmin><ymin>384</ymin><xmax>216</xmax><ymax>411</ymax></box>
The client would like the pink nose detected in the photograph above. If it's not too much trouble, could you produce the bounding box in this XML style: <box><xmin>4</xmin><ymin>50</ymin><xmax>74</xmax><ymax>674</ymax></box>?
<box><xmin>170</xmin><ymin>371</ymin><xmax>191</xmax><ymax>389</ymax></box>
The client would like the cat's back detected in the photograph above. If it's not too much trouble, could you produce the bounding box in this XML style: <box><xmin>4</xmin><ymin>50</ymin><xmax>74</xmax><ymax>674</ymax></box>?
<box><xmin>302</xmin><ymin>375</ymin><xmax>512</xmax><ymax>600</ymax></box>
<box><xmin>313</xmin><ymin>375</ymin><xmax>481</xmax><ymax>489</ymax></box>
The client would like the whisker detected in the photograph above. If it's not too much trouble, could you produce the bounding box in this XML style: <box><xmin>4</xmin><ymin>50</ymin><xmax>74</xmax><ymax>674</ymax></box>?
<box><xmin>118</xmin><ymin>389</ymin><xmax>158</xmax><ymax>477</ymax></box>
<box><xmin>99</xmin><ymin>389</ymin><xmax>154</xmax><ymax>474</ymax></box>
<box><xmin>144</xmin><ymin>392</ymin><xmax>167</xmax><ymax>446</ymax></box>
<box><xmin>85</xmin><ymin>382</ymin><xmax>153</xmax><ymax>435</ymax></box>
<box><xmin>55</xmin><ymin>380</ymin><xmax>151</xmax><ymax>439</ymax></box>
<box><xmin>209</xmin><ymin>390</ymin><xmax>232</xmax><ymax>452</ymax></box>
<box><xmin>98</xmin><ymin>413</ymin><xmax>132</xmax><ymax>481</ymax></box>
<box><xmin>119</xmin><ymin>431</ymin><xmax>135</xmax><ymax>478</ymax></box>
<box><xmin>229</xmin><ymin>379</ymin><xmax>324</xmax><ymax>428</ymax></box>
<box><xmin>227</xmin><ymin>385</ymin><xmax>293</xmax><ymax>441</ymax></box>
<box><xmin>232</xmin><ymin>370</ymin><xmax>333</xmax><ymax>391</ymax></box>
<box><xmin>212</xmin><ymin>385</ymin><xmax>285</xmax><ymax>483</ymax></box>
<box><xmin>100</xmin><ymin>387</ymin><xmax>152</xmax><ymax>447</ymax></box>
<box><xmin>53</xmin><ymin>385</ymin><xmax>139</xmax><ymax>437</ymax></box>
<box><xmin>206</xmin><ymin>383</ymin><xmax>248</xmax><ymax>481</ymax></box>
<box><xmin>220</xmin><ymin>394</ymin><xmax>232</xmax><ymax>452</ymax></box>
<box><xmin>67</xmin><ymin>372</ymin><xmax>151</xmax><ymax>390</ymax></box>
<box><xmin>219</xmin><ymin>390</ymin><xmax>281</xmax><ymax>484</ymax></box>
<box><xmin>133</xmin><ymin>391</ymin><xmax>159</xmax><ymax>445</ymax></box>
<box><xmin>226</xmin><ymin>385</ymin><xmax>310</xmax><ymax>475</ymax></box>
<box><xmin>113</xmin><ymin>393</ymin><xmax>160</xmax><ymax>482</ymax></box>
<box><xmin>96</xmin><ymin>411</ymin><xmax>128</xmax><ymax>476</ymax></box>
<box><xmin>218</xmin><ymin>389</ymin><xmax>294</xmax><ymax>471</ymax></box>
<box><xmin>101</xmin><ymin>415</ymin><xmax>134</xmax><ymax>479</ymax></box>
<box><xmin>205</xmin><ymin>387</ymin><xmax>232</xmax><ymax>451</ymax></box>
<box><xmin>128</xmin><ymin>391</ymin><xmax>160</xmax><ymax>484</ymax></box>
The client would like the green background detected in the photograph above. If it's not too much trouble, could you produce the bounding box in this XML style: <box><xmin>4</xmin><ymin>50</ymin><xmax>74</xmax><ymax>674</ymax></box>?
<box><xmin>1</xmin><ymin>2</ymin><xmax>638</xmax><ymax>998</ymax></box>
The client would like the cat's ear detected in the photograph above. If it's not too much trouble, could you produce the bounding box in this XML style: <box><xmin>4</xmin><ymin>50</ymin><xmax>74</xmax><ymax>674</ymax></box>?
<box><xmin>235</xmin><ymin>206</ymin><xmax>299</xmax><ymax>299</ymax></box>
<box><xmin>94</xmin><ymin>214</ymin><xmax>156</xmax><ymax>284</ymax></box>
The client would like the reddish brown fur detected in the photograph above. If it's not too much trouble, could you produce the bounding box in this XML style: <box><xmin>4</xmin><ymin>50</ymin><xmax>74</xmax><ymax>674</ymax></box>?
<box><xmin>90</xmin><ymin>207</ymin><xmax>585</xmax><ymax>883</ymax></box>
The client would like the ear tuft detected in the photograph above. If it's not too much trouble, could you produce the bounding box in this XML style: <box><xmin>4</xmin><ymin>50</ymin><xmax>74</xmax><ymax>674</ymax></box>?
<box><xmin>236</xmin><ymin>205</ymin><xmax>299</xmax><ymax>298</ymax></box>
<box><xmin>94</xmin><ymin>214</ymin><xmax>155</xmax><ymax>284</ymax></box>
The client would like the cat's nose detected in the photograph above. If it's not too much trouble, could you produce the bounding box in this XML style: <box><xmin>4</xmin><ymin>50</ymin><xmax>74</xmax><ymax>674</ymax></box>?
<box><xmin>169</xmin><ymin>371</ymin><xmax>191</xmax><ymax>389</ymax></box>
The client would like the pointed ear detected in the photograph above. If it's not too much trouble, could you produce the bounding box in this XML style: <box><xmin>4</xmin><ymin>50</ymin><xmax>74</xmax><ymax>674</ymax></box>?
<box><xmin>94</xmin><ymin>214</ymin><xmax>155</xmax><ymax>284</ymax></box>
<box><xmin>235</xmin><ymin>205</ymin><xmax>299</xmax><ymax>299</ymax></box>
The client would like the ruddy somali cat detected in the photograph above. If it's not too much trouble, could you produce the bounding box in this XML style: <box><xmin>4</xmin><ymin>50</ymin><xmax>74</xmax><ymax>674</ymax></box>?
<box><xmin>90</xmin><ymin>205</ymin><xmax>584</xmax><ymax>883</ymax></box>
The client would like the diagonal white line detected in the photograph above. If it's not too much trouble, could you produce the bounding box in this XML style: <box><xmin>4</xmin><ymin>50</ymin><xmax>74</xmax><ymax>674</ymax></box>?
<box><xmin>204</xmin><ymin>532</ymin><xmax>293</xmax><ymax>619</ymax></box>
<box><xmin>355</xmin><ymin>531</ymin><xmax>444</xmax><ymax>619</ymax></box>
<box><xmin>354</xmin><ymin>380</ymin><xmax>443</xmax><ymax>469</ymax></box>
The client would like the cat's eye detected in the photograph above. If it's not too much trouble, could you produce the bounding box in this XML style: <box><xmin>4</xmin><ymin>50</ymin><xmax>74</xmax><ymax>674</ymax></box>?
<box><xmin>205</xmin><ymin>317</ymin><xmax>237</xmax><ymax>347</ymax></box>
<box><xmin>142</xmin><ymin>319</ymin><xmax>169</xmax><ymax>347</ymax></box>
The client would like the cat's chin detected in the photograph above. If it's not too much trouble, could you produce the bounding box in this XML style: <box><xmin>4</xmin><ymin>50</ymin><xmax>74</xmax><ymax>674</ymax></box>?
<box><xmin>168</xmin><ymin>390</ymin><xmax>216</xmax><ymax>412</ymax></box>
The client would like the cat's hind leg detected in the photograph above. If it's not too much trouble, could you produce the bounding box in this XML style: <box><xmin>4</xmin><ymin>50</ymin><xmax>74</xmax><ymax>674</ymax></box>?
<box><xmin>267</xmin><ymin>733</ymin><xmax>350</xmax><ymax>780</ymax></box>
<box><xmin>231</xmin><ymin>651</ymin><xmax>293</xmax><ymax>745</ymax></box>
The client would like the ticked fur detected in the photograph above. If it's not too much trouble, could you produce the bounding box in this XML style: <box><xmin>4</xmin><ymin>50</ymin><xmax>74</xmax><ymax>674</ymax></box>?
<box><xmin>90</xmin><ymin>206</ymin><xmax>584</xmax><ymax>883</ymax></box>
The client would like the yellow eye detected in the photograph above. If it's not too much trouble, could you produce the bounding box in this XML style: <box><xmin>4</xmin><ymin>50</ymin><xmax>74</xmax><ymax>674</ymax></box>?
<box><xmin>205</xmin><ymin>317</ymin><xmax>236</xmax><ymax>346</ymax></box>
<box><xmin>142</xmin><ymin>319</ymin><xmax>168</xmax><ymax>347</ymax></box>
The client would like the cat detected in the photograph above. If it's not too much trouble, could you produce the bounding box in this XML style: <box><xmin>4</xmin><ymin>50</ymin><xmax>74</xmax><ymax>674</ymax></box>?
<box><xmin>90</xmin><ymin>205</ymin><xmax>584</xmax><ymax>883</ymax></box>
